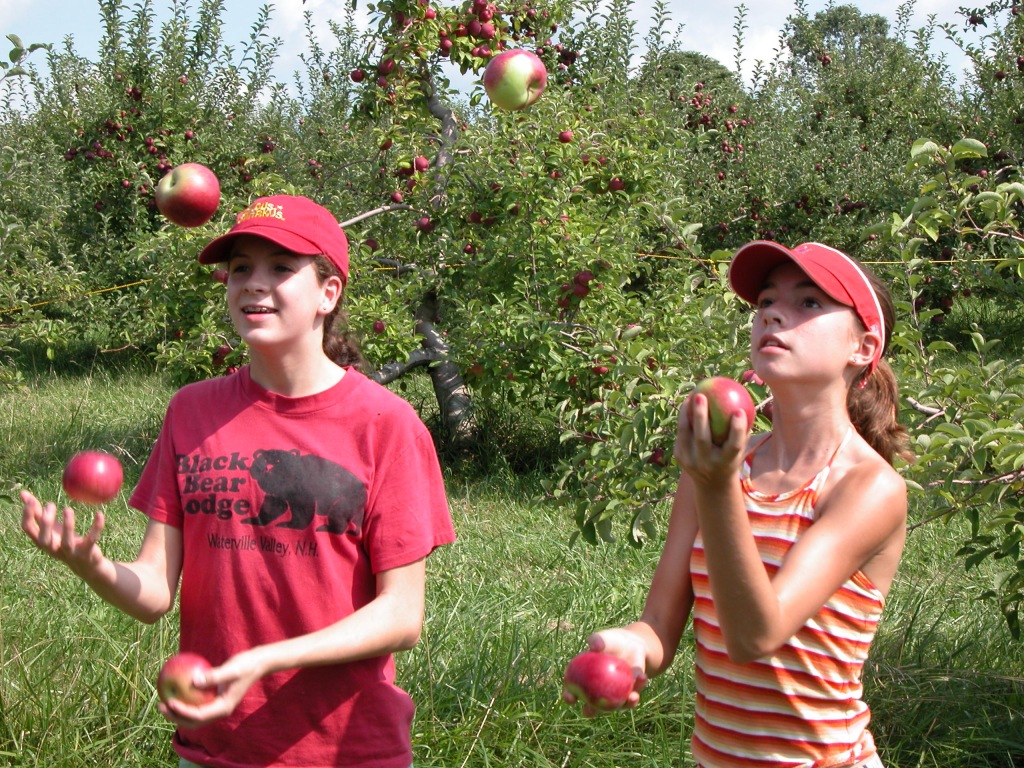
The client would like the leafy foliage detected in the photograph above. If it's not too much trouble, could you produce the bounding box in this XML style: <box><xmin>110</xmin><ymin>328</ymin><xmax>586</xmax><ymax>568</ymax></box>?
<box><xmin>2</xmin><ymin>0</ymin><xmax>1024</xmax><ymax>634</ymax></box>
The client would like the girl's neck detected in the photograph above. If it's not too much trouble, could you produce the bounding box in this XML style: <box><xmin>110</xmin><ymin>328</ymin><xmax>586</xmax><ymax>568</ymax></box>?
<box><xmin>762</xmin><ymin>384</ymin><xmax>852</xmax><ymax>470</ymax></box>
<box><xmin>247</xmin><ymin>347</ymin><xmax>346</xmax><ymax>398</ymax></box>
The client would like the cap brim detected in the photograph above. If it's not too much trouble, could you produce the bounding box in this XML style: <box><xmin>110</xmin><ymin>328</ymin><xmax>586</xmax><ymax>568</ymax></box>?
<box><xmin>197</xmin><ymin>225</ymin><xmax>324</xmax><ymax>264</ymax></box>
<box><xmin>727</xmin><ymin>241</ymin><xmax>798</xmax><ymax>303</ymax></box>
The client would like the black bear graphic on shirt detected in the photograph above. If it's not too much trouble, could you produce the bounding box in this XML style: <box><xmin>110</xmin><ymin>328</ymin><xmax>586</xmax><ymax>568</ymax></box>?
<box><xmin>241</xmin><ymin>448</ymin><xmax>366</xmax><ymax>534</ymax></box>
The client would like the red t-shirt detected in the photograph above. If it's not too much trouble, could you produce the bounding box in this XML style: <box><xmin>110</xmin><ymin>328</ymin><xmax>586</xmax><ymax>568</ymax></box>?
<box><xmin>130</xmin><ymin>367</ymin><xmax>455</xmax><ymax>768</ymax></box>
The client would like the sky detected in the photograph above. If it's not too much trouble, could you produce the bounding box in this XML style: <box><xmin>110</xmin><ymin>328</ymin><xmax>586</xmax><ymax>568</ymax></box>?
<box><xmin>0</xmin><ymin>0</ymin><xmax>980</xmax><ymax>93</ymax></box>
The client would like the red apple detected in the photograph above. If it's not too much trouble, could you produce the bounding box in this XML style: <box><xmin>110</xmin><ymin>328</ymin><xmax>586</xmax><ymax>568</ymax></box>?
<box><xmin>740</xmin><ymin>368</ymin><xmax>764</xmax><ymax>386</ymax></box>
<box><xmin>62</xmin><ymin>450</ymin><xmax>124</xmax><ymax>505</ymax></box>
<box><xmin>483</xmin><ymin>49</ymin><xmax>547</xmax><ymax>111</ymax></box>
<box><xmin>154</xmin><ymin>162</ymin><xmax>220</xmax><ymax>227</ymax></box>
<box><xmin>211</xmin><ymin>269</ymin><xmax>228</xmax><ymax>284</ymax></box>
<box><xmin>563</xmin><ymin>650</ymin><xmax>635</xmax><ymax>711</ymax></box>
<box><xmin>372</xmin><ymin>320</ymin><xmax>386</xmax><ymax>334</ymax></box>
<box><xmin>157</xmin><ymin>652</ymin><xmax>215</xmax><ymax>706</ymax></box>
<box><xmin>688</xmin><ymin>376</ymin><xmax>756</xmax><ymax>445</ymax></box>
<box><xmin>558</xmin><ymin>130</ymin><xmax>573</xmax><ymax>143</ymax></box>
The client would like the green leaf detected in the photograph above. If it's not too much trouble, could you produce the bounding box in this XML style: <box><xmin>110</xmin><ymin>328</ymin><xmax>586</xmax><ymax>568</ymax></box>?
<box><xmin>910</xmin><ymin>138</ymin><xmax>941</xmax><ymax>159</ymax></box>
<box><xmin>917</xmin><ymin>217</ymin><xmax>939</xmax><ymax>241</ymax></box>
<box><xmin>951</xmin><ymin>138</ymin><xmax>988</xmax><ymax>159</ymax></box>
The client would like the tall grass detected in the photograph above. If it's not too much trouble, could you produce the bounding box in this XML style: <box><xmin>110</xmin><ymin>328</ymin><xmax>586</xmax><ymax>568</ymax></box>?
<box><xmin>1</xmin><ymin>368</ymin><xmax>1022</xmax><ymax>767</ymax></box>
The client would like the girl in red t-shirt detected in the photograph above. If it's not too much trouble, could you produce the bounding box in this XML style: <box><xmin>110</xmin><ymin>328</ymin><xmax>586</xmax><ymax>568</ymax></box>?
<box><xmin>22</xmin><ymin>195</ymin><xmax>455</xmax><ymax>768</ymax></box>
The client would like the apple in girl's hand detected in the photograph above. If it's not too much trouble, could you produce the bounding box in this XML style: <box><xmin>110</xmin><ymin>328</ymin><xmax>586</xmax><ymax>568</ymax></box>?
<box><xmin>62</xmin><ymin>450</ymin><xmax>123</xmax><ymax>505</ymax></box>
<box><xmin>688</xmin><ymin>376</ymin><xmax>756</xmax><ymax>445</ymax></box>
<box><xmin>158</xmin><ymin>652</ymin><xmax>215</xmax><ymax>706</ymax></box>
<box><xmin>563</xmin><ymin>650</ymin><xmax>635</xmax><ymax>711</ymax></box>
<box><xmin>482</xmin><ymin>49</ymin><xmax>547</xmax><ymax>110</ymax></box>
<box><xmin>154</xmin><ymin>162</ymin><xmax>221</xmax><ymax>227</ymax></box>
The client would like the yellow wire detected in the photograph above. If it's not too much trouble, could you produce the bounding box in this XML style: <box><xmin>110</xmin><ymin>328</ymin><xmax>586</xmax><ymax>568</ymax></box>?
<box><xmin>0</xmin><ymin>253</ymin><xmax>1011</xmax><ymax>315</ymax></box>
<box><xmin>0</xmin><ymin>279</ymin><xmax>155</xmax><ymax>315</ymax></box>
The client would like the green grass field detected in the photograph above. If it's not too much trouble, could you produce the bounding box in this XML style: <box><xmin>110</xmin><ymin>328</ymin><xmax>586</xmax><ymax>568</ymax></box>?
<box><xmin>2</xmin><ymin>367</ymin><xmax>1022</xmax><ymax>767</ymax></box>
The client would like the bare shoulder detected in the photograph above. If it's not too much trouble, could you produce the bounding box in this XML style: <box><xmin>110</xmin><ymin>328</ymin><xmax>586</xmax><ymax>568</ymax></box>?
<box><xmin>826</xmin><ymin>438</ymin><xmax>906</xmax><ymax>520</ymax></box>
<box><xmin>822</xmin><ymin>439</ymin><xmax>908</xmax><ymax>594</ymax></box>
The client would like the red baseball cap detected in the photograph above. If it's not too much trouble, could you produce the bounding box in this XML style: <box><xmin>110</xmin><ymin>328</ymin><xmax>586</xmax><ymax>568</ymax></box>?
<box><xmin>197</xmin><ymin>195</ymin><xmax>349</xmax><ymax>284</ymax></box>
<box><xmin>728</xmin><ymin>240</ymin><xmax>885</xmax><ymax>377</ymax></box>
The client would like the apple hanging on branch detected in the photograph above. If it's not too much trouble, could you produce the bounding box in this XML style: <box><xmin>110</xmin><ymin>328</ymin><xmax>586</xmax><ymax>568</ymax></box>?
<box><xmin>482</xmin><ymin>49</ymin><xmax>547</xmax><ymax>111</ymax></box>
<box><xmin>62</xmin><ymin>450</ymin><xmax>124</xmax><ymax>505</ymax></box>
<box><xmin>158</xmin><ymin>652</ymin><xmax>216</xmax><ymax>706</ymax></box>
<box><xmin>155</xmin><ymin>162</ymin><xmax>221</xmax><ymax>227</ymax></box>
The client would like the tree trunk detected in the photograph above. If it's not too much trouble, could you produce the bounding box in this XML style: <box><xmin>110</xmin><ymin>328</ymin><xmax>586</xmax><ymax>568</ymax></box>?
<box><xmin>414</xmin><ymin>292</ymin><xmax>475</xmax><ymax>443</ymax></box>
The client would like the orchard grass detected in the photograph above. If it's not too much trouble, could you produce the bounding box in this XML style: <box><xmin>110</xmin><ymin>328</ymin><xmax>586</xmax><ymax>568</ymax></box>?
<box><xmin>1</xmin><ymin>367</ymin><xmax>1023</xmax><ymax>767</ymax></box>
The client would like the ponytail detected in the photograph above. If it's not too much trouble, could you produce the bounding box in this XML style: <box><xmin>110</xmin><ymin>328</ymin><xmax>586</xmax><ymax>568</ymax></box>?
<box><xmin>847</xmin><ymin>358</ymin><xmax>913</xmax><ymax>465</ymax></box>
<box><xmin>846</xmin><ymin>262</ymin><xmax>914</xmax><ymax>466</ymax></box>
<box><xmin>322</xmin><ymin>309</ymin><xmax>370</xmax><ymax>372</ymax></box>
<box><xmin>315</xmin><ymin>256</ymin><xmax>370</xmax><ymax>373</ymax></box>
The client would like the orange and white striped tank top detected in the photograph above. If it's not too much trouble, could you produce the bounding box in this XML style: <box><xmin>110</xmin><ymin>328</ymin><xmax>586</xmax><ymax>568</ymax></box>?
<box><xmin>690</xmin><ymin>430</ymin><xmax>883</xmax><ymax>768</ymax></box>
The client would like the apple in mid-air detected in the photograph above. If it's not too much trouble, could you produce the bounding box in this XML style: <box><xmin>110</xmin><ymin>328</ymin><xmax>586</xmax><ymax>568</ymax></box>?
<box><xmin>157</xmin><ymin>652</ymin><xmax>216</xmax><ymax>706</ymax></box>
<box><xmin>62</xmin><ymin>450</ymin><xmax>124</xmax><ymax>505</ymax></box>
<box><xmin>563</xmin><ymin>650</ymin><xmax>635</xmax><ymax>711</ymax></box>
<box><xmin>688</xmin><ymin>376</ymin><xmax>756</xmax><ymax>445</ymax></box>
<box><xmin>154</xmin><ymin>162</ymin><xmax>221</xmax><ymax>227</ymax></box>
<box><xmin>482</xmin><ymin>49</ymin><xmax>547</xmax><ymax>111</ymax></box>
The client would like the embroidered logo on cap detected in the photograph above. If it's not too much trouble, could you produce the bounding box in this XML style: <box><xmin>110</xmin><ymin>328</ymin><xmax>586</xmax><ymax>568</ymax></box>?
<box><xmin>236</xmin><ymin>201</ymin><xmax>285</xmax><ymax>224</ymax></box>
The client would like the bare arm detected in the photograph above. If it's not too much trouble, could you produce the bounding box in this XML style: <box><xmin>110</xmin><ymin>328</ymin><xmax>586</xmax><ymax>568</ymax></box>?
<box><xmin>698</xmin><ymin>465</ymin><xmax>906</xmax><ymax>663</ymax></box>
<box><xmin>677</xmin><ymin>400</ymin><xmax>907</xmax><ymax>663</ymax></box>
<box><xmin>566</xmin><ymin>477</ymin><xmax>699</xmax><ymax>715</ymax></box>
<box><xmin>21</xmin><ymin>490</ymin><xmax>182</xmax><ymax>623</ymax></box>
<box><xmin>630</xmin><ymin>476</ymin><xmax>699</xmax><ymax>677</ymax></box>
<box><xmin>162</xmin><ymin>557</ymin><xmax>427</xmax><ymax>728</ymax></box>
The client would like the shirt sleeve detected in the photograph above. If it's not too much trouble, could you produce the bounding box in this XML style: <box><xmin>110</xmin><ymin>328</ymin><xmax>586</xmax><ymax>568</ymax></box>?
<box><xmin>361</xmin><ymin>417</ymin><xmax>455</xmax><ymax>573</ymax></box>
<box><xmin>128</xmin><ymin>399</ymin><xmax>184</xmax><ymax>528</ymax></box>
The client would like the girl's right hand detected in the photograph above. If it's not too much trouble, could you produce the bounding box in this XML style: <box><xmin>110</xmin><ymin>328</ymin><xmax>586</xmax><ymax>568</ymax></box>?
<box><xmin>673</xmin><ymin>394</ymin><xmax>749</xmax><ymax>487</ymax></box>
<box><xmin>20</xmin><ymin>489</ymin><xmax>107</xmax><ymax>578</ymax></box>
<box><xmin>562</xmin><ymin>628</ymin><xmax>648</xmax><ymax>716</ymax></box>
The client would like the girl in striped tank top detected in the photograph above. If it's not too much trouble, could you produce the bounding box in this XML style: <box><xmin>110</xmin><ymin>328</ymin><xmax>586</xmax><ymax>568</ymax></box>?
<box><xmin>564</xmin><ymin>241</ymin><xmax>914</xmax><ymax>768</ymax></box>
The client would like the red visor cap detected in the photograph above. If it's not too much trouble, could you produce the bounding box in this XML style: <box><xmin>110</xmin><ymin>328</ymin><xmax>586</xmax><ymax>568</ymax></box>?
<box><xmin>728</xmin><ymin>240</ymin><xmax>884</xmax><ymax>377</ymax></box>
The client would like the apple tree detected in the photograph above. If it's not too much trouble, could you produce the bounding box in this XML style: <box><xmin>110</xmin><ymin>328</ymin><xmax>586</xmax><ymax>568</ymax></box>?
<box><xmin>3</xmin><ymin>0</ymin><xmax>1024</xmax><ymax>635</ymax></box>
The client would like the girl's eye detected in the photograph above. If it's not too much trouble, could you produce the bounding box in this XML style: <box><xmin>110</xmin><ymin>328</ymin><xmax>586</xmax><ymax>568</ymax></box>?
<box><xmin>757</xmin><ymin>296</ymin><xmax>774</xmax><ymax>309</ymax></box>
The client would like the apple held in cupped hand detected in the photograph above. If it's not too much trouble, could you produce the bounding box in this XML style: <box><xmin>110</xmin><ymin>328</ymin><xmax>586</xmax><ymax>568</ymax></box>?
<box><xmin>62</xmin><ymin>450</ymin><xmax>123</xmax><ymax>505</ymax></box>
<box><xmin>154</xmin><ymin>162</ymin><xmax>221</xmax><ymax>227</ymax></box>
<box><xmin>688</xmin><ymin>376</ymin><xmax>756</xmax><ymax>446</ymax></box>
<box><xmin>563</xmin><ymin>650</ymin><xmax>636</xmax><ymax>711</ymax></box>
<box><xmin>482</xmin><ymin>49</ymin><xmax>547</xmax><ymax>111</ymax></box>
<box><xmin>158</xmin><ymin>652</ymin><xmax>216</xmax><ymax>706</ymax></box>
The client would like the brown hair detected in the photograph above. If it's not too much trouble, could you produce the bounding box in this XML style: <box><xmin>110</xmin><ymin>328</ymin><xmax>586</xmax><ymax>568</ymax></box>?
<box><xmin>314</xmin><ymin>256</ymin><xmax>369</xmax><ymax>373</ymax></box>
<box><xmin>846</xmin><ymin>263</ymin><xmax>914</xmax><ymax>465</ymax></box>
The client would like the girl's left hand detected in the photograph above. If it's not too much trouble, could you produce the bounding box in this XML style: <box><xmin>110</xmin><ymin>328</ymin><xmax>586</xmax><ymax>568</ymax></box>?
<box><xmin>674</xmin><ymin>394</ymin><xmax>749</xmax><ymax>486</ymax></box>
<box><xmin>158</xmin><ymin>649</ymin><xmax>266</xmax><ymax>729</ymax></box>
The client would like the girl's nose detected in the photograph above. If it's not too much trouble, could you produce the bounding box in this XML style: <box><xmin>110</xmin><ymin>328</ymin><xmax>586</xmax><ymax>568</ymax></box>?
<box><xmin>762</xmin><ymin>305</ymin><xmax>783</xmax><ymax>325</ymax></box>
